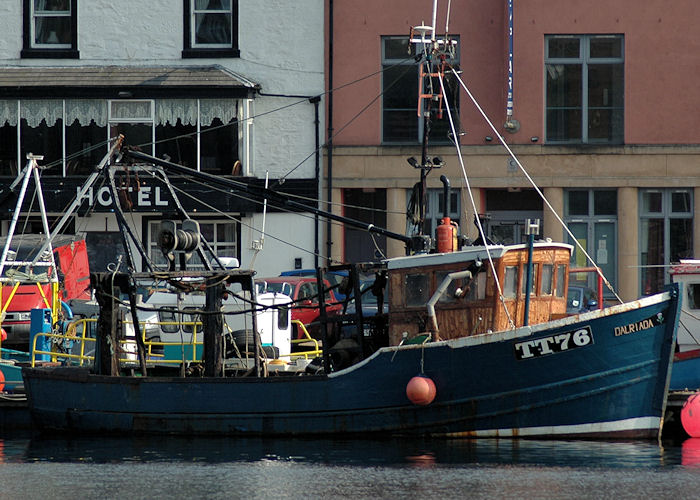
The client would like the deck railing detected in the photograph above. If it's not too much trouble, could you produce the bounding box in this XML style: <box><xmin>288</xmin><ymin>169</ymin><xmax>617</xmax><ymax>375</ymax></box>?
<box><xmin>30</xmin><ymin>317</ymin><xmax>322</xmax><ymax>366</ymax></box>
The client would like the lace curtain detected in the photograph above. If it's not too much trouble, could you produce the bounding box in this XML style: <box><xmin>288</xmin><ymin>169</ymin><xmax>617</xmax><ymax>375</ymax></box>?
<box><xmin>157</xmin><ymin>99</ymin><xmax>237</xmax><ymax>125</ymax></box>
<box><xmin>0</xmin><ymin>100</ymin><xmax>17</xmax><ymax>126</ymax></box>
<box><xmin>110</xmin><ymin>100</ymin><xmax>152</xmax><ymax>121</ymax></box>
<box><xmin>0</xmin><ymin>98</ymin><xmax>237</xmax><ymax>128</ymax></box>
<box><xmin>200</xmin><ymin>99</ymin><xmax>237</xmax><ymax>125</ymax></box>
<box><xmin>20</xmin><ymin>100</ymin><xmax>63</xmax><ymax>127</ymax></box>
<box><xmin>66</xmin><ymin>99</ymin><xmax>107</xmax><ymax>126</ymax></box>
<box><xmin>156</xmin><ymin>99</ymin><xmax>198</xmax><ymax>125</ymax></box>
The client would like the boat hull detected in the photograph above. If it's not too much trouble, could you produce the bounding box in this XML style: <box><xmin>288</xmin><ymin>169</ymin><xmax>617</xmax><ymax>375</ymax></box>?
<box><xmin>22</xmin><ymin>287</ymin><xmax>680</xmax><ymax>439</ymax></box>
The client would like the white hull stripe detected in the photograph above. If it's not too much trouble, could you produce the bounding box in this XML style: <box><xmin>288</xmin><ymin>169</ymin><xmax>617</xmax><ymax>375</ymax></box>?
<box><xmin>441</xmin><ymin>417</ymin><xmax>661</xmax><ymax>438</ymax></box>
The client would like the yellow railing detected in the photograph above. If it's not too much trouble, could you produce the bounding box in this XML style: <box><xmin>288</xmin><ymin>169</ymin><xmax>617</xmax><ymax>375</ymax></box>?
<box><xmin>30</xmin><ymin>317</ymin><xmax>324</xmax><ymax>366</ymax></box>
<box><xmin>134</xmin><ymin>319</ymin><xmax>202</xmax><ymax>365</ymax></box>
<box><xmin>289</xmin><ymin>319</ymin><xmax>322</xmax><ymax>359</ymax></box>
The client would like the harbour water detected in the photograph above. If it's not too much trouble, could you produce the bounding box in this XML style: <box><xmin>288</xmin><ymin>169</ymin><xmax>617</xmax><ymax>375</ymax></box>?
<box><xmin>1</xmin><ymin>434</ymin><xmax>700</xmax><ymax>499</ymax></box>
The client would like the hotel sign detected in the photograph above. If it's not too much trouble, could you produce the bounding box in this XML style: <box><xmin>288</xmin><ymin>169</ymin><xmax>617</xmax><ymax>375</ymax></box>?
<box><xmin>76</xmin><ymin>185</ymin><xmax>170</xmax><ymax>208</ymax></box>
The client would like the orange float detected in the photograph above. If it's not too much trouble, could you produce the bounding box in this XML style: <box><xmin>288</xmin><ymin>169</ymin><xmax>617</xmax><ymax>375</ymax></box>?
<box><xmin>406</xmin><ymin>375</ymin><xmax>436</xmax><ymax>405</ymax></box>
<box><xmin>682</xmin><ymin>392</ymin><xmax>700</xmax><ymax>437</ymax></box>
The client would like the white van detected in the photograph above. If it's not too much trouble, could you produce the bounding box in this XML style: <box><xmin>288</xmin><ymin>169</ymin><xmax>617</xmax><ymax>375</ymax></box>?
<box><xmin>134</xmin><ymin>286</ymin><xmax>292</xmax><ymax>360</ymax></box>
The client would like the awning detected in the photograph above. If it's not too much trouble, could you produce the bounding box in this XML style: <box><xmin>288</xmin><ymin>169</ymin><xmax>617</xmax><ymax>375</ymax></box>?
<box><xmin>0</xmin><ymin>65</ymin><xmax>260</xmax><ymax>99</ymax></box>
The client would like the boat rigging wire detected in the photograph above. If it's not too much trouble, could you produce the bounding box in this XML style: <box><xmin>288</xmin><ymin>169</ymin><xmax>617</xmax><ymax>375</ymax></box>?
<box><xmin>135</xmin><ymin>167</ymin><xmax>340</xmax><ymax>266</ymax></box>
<box><xmin>437</xmin><ymin>72</ymin><xmax>515</xmax><ymax>330</ymax></box>
<box><xmin>274</xmin><ymin>58</ymin><xmax>419</xmax><ymax>186</ymax></box>
<box><xmin>445</xmin><ymin>62</ymin><xmax>622</xmax><ymax>304</ymax></box>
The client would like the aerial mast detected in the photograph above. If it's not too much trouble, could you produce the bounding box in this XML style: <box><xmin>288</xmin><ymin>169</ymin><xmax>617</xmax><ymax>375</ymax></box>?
<box><xmin>408</xmin><ymin>1</ymin><xmax>455</xmax><ymax>237</ymax></box>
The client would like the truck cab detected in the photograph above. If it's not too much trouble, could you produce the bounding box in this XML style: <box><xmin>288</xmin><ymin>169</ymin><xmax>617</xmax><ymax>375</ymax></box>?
<box><xmin>0</xmin><ymin>235</ymin><xmax>90</xmax><ymax>349</ymax></box>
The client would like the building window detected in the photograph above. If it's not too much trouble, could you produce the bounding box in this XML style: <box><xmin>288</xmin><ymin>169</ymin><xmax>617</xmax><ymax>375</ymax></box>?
<box><xmin>407</xmin><ymin>187</ymin><xmax>461</xmax><ymax>240</ymax></box>
<box><xmin>344</xmin><ymin>188</ymin><xmax>387</xmax><ymax>263</ymax></box>
<box><xmin>545</xmin><ymin>35</ymin><xmax>623</xmax><ymax>144</ymax></box>
<box><xmin>109</xmin><ymin>100</ymin><xmax>155</xmax><ymax>155</ymax></box>
<box><xmin>565</xmin><ymin>189</ymin><xmax>617</xmax><ymax>293</ymax></box>
<box><xmin>183</xmin><ymin>0</ymin><xmax>240</xmax><ymax>58</ymax></box>
<box><xmin>640</xmin><ymin>189</ymin><xmax>693</xmax><ymax>296</ymax></box>
<box><xmin>0</xmin><ymin>98</ymin><xmax>239</xmax><ymax>177</ymax></box>
<box><xmin>22</xmin><ymin>0</ymin><xmax>79</xmax><ymax>59</ymax></box>
<box><xmin>381</xmin><ymin>36</ymin><xmax>460</xmax><ymax>144</ymax></box>
<box><xmin>485</xmin><ymin>189</ymin><xmax>542</xmax><ymax>245</ymax></box>
<box><xmin>148</xmin><ymin>219</ymin><xmax>239</xmax><ymax>270</ymax></box>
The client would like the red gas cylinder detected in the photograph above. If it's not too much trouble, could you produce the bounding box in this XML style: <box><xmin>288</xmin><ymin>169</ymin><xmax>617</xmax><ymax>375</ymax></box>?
<box><xmin>436</xmin><ymin>217</ymin><xmax>458</xmax><ymax>253</ymax></box>
<box><xmin>681</xmin><ymin>392</ymin><xmax>700</xmax><ymax>437</ymax></box>
<box><xmin>406</xmin><ymin>375</ymin><xmax>436</xmax><ymax>406</ymax></box>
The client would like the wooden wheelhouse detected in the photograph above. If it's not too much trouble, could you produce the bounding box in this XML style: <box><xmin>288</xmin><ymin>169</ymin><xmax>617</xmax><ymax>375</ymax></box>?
<box><xmin>386</xmin><ymin>243</ymin><xmax>573</xmax><ymax>345</ymax></box>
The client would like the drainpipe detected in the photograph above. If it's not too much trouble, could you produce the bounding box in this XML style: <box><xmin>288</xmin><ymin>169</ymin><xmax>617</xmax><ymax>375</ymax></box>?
<box><xmin>326</xmin><ymin>0</ymin><xmax>334</xmax><ymax>264</ymax></box>
<box><xmin>310</xmin><ymin>95</ymin><xmax>321</xmax><ymax>269</ymax></box>
<box><xmin>504</xmin><ymin>0</ymin><xmax>520</xmax><ymax>133</ymax></box>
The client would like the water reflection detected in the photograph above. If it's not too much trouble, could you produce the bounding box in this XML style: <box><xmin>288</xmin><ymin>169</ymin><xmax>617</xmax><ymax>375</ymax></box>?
<box><xmin>681</xmin><ymin>438</ymin><xmax>700</xmax><ymax>467</ymax></box>
<box><xmin>3</xmin><ymin>435</ymin><xmax>700</xmax><ymax>499</ymax></box>
<box><xmin>0</xmin><ymin>434</ymin><xmax>681</xmax><ymax>467</ymax></box>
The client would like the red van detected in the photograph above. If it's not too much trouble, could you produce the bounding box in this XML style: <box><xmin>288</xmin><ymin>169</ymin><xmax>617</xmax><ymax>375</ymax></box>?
<box><xmin>0</xmin><ymin>235</ymin><xmax>90</xmax><ymax>349</ymax></box>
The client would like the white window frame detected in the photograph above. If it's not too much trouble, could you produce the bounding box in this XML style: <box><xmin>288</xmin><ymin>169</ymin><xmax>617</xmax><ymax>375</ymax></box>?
<box><xmin>31</xmin><ymin>0</ymin><xmax>72</xmax><ymax>49</ymax></box>
<box><xmin>190</xmin><ymin>0</ymin><xmax>233</xmax><ymax>49</ymax></box>
<box><xmin>108</xmin><ymin>100</ymin><xmax>155</xmax><ymax>155</ymax></box>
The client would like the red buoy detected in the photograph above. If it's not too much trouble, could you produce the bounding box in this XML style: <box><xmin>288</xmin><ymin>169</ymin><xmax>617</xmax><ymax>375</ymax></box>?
<box><xmin>0</xmin><ymin>369</ymin><xmax>4</xmax><ymax>393</ymax></box>
<box><xmin>681</xmin><ymin>392</ymin><xmax>700</xmax><ymax>437</ymax></box>
<box><xmin>406</xmin><ymin>375</ymin><xmax>436</xmax><ymax>406</ymax></box>
<box><xmin>1</xmin><ymin>327</ymin><xmax>6</xmax><ymax>341</ymax></box>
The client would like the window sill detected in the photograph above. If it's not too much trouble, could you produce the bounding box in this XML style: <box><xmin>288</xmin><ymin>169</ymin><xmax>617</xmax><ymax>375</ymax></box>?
<box><xmin>182</xmin><ymin>48</ymin><xmax>240</xmax><ymax>59</ymax></box>
<box><xmin>21</xmin><ymin>48</ymin><xmax>80</xmax><ymax>59</ymax></box>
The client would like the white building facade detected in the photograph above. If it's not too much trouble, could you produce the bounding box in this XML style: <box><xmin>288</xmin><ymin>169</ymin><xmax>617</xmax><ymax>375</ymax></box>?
<box><xmin>0</xmin><ymin>0</ymin><xmax>324</xmax><ymax>278</ymax></box>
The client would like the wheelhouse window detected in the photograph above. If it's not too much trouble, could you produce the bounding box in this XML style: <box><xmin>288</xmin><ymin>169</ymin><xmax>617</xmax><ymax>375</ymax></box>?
<box><xmin>504</xmin><ymin>266</ymin><xmax>518</xmax><ymax>298</ymax></box>
<box><xmin>183</xmin><ymin>0</ymin><xmax>240</xmax><ymax>58</ymax></box>
<box><xmin>640</xmin><ymin>189</ymin><xmax>693</xmax><ymax>295</ymax></box>
<box><xmin>541</xmin><ymin>264</ymin><xmax>553</xmax><ymax>295</ymax></box>
<box><xmin>545</xmin><ymin>35</ymin><xmax>623</xmax><ymax>144</ymax></box>
<box><xmin>556</xmin><ymin>264</ymin><xmax>567</xmax><ymax>298</ymax></box>
<box><xmin>22</xmin><ymin>0</ymin><xmax>79</xmax><ymax>59</ymax></box>
<box><xmin>405</xmin><ymin>273</ymin><xmax>429</xmax><ymax>307</ymax></box>
<box><xmin>381</xmin><ymin>36</ymin><xmax>460</xmax><ymax>144</ymax></box>
<box><xmin>521</xmin><ymin>264</ymin><xmax>538</xmax><ymax>296</ymax></box>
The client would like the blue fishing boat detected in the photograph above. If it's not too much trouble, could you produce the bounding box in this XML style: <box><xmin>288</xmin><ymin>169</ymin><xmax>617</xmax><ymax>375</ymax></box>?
<box><xmin>22</xmin><ymin>269</ymin><xmax>679</xmax><ymax>438</ymax></box>
<box><xmin>17</xmin><ymin>2</ymin><xmax>682</xmax><ymax>439</ymax></box>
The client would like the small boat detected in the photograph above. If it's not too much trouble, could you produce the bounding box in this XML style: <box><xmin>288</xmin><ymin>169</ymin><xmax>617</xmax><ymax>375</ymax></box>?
<box><xmin>668</xmin><ymin>260</ymin><xmax>700</xmax><ymax>391</ymax></box>
<box><xmin>20</xmin><ymin>2</ymin><xmax>681</xmax><ymax>439</ymax></box>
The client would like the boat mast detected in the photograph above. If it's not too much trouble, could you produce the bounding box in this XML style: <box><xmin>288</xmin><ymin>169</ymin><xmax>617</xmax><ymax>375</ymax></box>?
<box><xmin>409</xmin><ymin>2</ymin><xmax>454</xmax><ymax>238</ymax></box>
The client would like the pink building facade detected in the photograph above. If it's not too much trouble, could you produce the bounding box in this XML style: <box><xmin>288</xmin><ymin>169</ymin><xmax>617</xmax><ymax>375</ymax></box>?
<box><xmin>327</xmin><ymin>0</ymin><xmax>700</xmax><ymax>301</ymax></box>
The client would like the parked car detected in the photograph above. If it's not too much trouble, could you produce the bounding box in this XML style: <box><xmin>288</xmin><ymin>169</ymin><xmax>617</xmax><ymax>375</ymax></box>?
<box><xmin>256</xmin><ymin>276</ymin><xmax>342</xmax><ymax>339</ymax></box>
<box><xmin>279</xmin><ymin>269</ymin><xmax>349</xmax><ymax>301</ymax></box>
<box><xmin>566</xmin><ymin>285</ymin><xmax>600</xmax><ymax>314</ymax></box>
